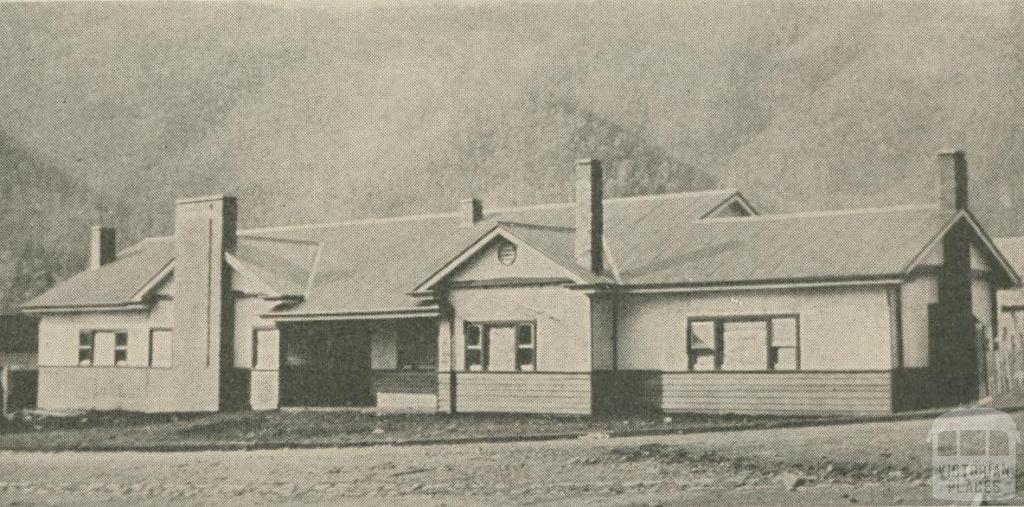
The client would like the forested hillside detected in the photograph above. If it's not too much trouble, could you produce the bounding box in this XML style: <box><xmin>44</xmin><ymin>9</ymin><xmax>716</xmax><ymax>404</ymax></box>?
<box><xmin>3</xmin><ymin>1</ymin><xmax>1024</xmax><ymax>310</ymax></box>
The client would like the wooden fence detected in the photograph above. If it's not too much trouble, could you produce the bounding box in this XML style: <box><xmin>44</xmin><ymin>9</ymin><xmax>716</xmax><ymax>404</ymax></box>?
<box><xmin>985</xmin><ymin>310</ymin><xmax>1024</xmax><ymax>397</ymax></box>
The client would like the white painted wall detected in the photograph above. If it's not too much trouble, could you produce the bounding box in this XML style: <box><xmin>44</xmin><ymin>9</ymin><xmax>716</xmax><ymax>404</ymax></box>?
<box><xmin>35</xmin><ymin>299</ymin><xmax>213</xmax><ymax>412</ymax></box>
<box><xmin>617</xmin><ymin>285</ymin><xmax>895</xmax><ymax>371</ymax></box>
<box><xmin>232</xmin><ymin>271</ymin><xmax>284</xmax><ymax>409</ymax></box>
<box><xmin>973</xmin><ymin>275</ymin><xmax>995</xmax><ymax>336</ymax></box>
<box><xmin>232</xmin><ymin>295</ymin><xmax>278</xmax><ymax>369</ymax></box>
<box><xmin>449</xmin><ymin>286</ymin><xmax>591</xmax><ymax>372</ymax></box>
<box><xmin>901</xmin><ymin>274</ymin><xmax>938</xmax><ymax>368</ymax></box>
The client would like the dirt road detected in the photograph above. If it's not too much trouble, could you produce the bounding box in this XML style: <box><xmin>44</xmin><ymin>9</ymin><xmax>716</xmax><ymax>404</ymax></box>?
<box><xmin>0</xmin><ymin>415</ymin><xmax>1013</xmax><ymax>505</ymax></box>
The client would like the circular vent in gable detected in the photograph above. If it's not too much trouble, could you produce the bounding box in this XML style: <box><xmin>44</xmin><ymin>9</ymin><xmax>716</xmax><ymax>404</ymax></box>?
<box><xmin>497</xmin><ymin>241</ymin><xmax>517</xmax><ymax>266</ymax></box>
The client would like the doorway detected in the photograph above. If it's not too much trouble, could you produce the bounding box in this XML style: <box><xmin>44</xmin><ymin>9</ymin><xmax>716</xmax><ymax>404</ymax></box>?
<box><xmin>279</xmin><ymin>323</ymin><xmax>373</xmax><ymax>407</ymax></box>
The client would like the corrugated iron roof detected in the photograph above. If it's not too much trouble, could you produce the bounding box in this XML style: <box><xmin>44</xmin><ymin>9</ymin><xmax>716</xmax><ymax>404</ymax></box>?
<box><xmin>24</xmin><ymin>189</ymin><xmax>994</xmax><ymax>317</ymax></box>
<box><xmin>22</xmin><ymin>238</ymin><xmax>174</xmax><ymax>309</ymax></box>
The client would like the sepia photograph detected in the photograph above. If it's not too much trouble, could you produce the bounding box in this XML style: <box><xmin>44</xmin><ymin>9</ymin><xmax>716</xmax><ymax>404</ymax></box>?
<box><xmin>2</xmin><ymin>0</ymin><xmax>1024</xmax><ymax>504</ymax></box>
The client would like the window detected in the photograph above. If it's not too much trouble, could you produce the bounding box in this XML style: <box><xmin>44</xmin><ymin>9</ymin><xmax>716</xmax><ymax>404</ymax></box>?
<box><xmin>688</xmin><ymin>320</ymin><xmax>718</xmax><ymax>370</ymax></box>
<box><xmin>464</xmin><ymin>322</ymin><xmax>536</xmax><ymax>372</ymax></box>
<box><xmin>722</xmin><ymin>320</ymin><xmax>769</xmax><ymax>370</ymax></box>
<box><xmin>113</xmin><ymin>332</ymin><xmax>129</xmax><ymax>365</ymax></box>
<box><xmin>516</xmin><ymin>324</ymin><xmax>535</xmax><ymax>371</ymax></box>
<box><xmin>79</xmin><ymin>331</ymin><xmax>95</xmax><ymax>366</ymax></box>
<box><xmin>687</xmin><ymin>316</ymin><xmax>800</xmax><ymax>371</ymax></box>
<box><xmin>465</xmin><ymin>323</ymin><xmax>487</xmax><ymax>371</ymax></box>
<box><xmin>769</xmin><ymin>318</ymin><xmax>799</xmax><ymax>370</ymax></box>
<box><xmin>252</xmin><ymin>328</ymin><xmax>280</xmax><ymax>370</ymax></box>
<box><xmin>149</xmin><ymin>329</ymin><xmax>173</xmax><ymax>368</ymax></box>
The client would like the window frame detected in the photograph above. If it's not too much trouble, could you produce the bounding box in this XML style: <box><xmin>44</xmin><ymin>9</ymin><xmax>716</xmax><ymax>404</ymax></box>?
<box><xmin>686</xmin><ymin>315</ymin><xmax>800</xmax><ymax>372</ymax></box>
<box><xmin>514</xmin><ymin>323</ymin><xmax>536</xmax><ymax>372</ymax></box>
<box><xmin>464</xmin><ymin>323</ymin><xmax>487</xmax><ymax>371</ymax></box>
<box><xmin>686</xmin><ymin>319</ymin><xmax>720</xmax><ymax>370</ymax></box>
<box><xmin>78</xmin><ymin>330</ymin><xmax>95</xmax><ymax>366</ymax></box>
<box><xmin>113</xmin><ymin>331</ymin><xmax>129</xmax><ymax>366</ymax></box>
<box><xmin>464</xmin><ymin>321</ymin><xmax>538</xmax><ymax>372</ymax></box>
<box><xmin>768</xmin><ymin>317</ymin><xmax>800</xmax><ymax>371</ymax></box>
<box><xmin>148</xmin><ymin>328</ymin><xmax>173</xmax><ymax>368</ymax></box>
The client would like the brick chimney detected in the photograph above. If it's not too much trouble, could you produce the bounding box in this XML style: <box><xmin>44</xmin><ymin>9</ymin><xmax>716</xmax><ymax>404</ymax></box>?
<box><xmin>574</xmin><ymin>159</ymin><xmax>603</xmax><ymax>274</ymax></box>
<box><xmin>938</xmin><ymin>150</ymin><xmax>968</xmax><ymax>211</ymax></box>
<box><xmin>89</xmin><ymin>226</ymin><xmax>116</xmax><ymax>270</ymax></box>
<box><xmin>172</xmin><ymin>195</ymin><xmax>236</xmax><ymax>410</ymax></box>
<box><xmin>460</xmin><ymin>197</ymin><xmax>484</xmax><ymax>227</ymax></box>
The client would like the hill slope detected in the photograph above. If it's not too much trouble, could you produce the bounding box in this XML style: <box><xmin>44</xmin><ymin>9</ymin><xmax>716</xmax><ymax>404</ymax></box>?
<box><xmin>3</xmin><ymin>1</ymin><xmax>1024</xmax><ymax>308</ymax></box>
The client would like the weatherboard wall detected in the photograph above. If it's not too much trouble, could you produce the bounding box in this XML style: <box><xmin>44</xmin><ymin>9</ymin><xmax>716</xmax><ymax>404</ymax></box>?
<box><xmin>615</xmin><ymin>285</ymin><xmax>894</xmax><ymax>371</ymax></box>
<box><xmin>447</xmin><ymin>284</ymin><xmax>592</xmax><ymax>415</ymax></box>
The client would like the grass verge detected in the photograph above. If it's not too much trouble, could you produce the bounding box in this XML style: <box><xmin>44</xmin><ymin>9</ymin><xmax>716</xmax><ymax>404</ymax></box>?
<box><xmin>0</xmin><ymin>409</ymin><xmax>835</xmax><ymax>452</ymax></box>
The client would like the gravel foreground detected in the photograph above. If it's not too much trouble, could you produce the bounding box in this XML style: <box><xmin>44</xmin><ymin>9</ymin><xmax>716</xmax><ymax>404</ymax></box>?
<box><xmin>1</xmin><ymin>415</ymin><xmax>1021</xmax><ymax>506</ymax></box>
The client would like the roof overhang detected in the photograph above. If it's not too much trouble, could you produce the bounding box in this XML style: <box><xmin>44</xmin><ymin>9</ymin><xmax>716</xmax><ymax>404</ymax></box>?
<box><xmin>20</xmin><ymin>302</ymin><xmax>151</xmax><ymax>315</ymax></box>
<box><xmin>571</xmin><ymin>276</ymin><xmax>904</xmax><ymax>295</ymax></box>
<box><xmin>265</xmin><ymin>306</ymin><xmax>441</xmax><ymax>322</ymax></box>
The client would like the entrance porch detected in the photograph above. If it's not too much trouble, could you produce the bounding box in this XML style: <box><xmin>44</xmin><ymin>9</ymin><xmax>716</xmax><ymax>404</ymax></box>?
<box><xmin>253</xmin><ymin>318</ymin><xmax>439</xmax><ymax>411</ymax></box>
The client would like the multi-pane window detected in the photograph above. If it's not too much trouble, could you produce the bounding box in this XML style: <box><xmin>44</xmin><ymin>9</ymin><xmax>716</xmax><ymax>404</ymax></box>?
<box><xmin>78</xmin><ymin>330</ymin><xmax>129</xmax><ymax>367</ymax></box>
<box><xmin>687</xmin><ymin>321</ymin><xmax>718</xmax><ymax>370</ymax></box>
<box><xmin>769</xmin><ymin>318</ymin><xmax>799</xmax><ymax>370</ymax></box>
<box><xmin>113</xmin><ymin>332</ymin><xmax>129</xmax><ymax>365</ymax></box>
<box><xmin>515</xmin><ymin>324</ymin><xmax>535</xmax><ymax>371</ymax></box>
<box><xmin>465</xmin><ymin>323</ymin><xmax>487</xmax><ymax>371</ymax></box>
<box><xmin>687</xmin><ymin>316</ymin><xmax>799</xmax><ymax>371</ymax></box>
<box><xmin>465</xmin><ymin>322</ymin><xmax>536</xmax><ymax>372</ymax></box>
<box><xmin>149</xmin><ymin>329</ymin><xmax>173</xmax><ymax>368</ymax></box>
<box><xmin>79</xmin><ymin>331</ymin><xmax>95</xmax><ymax>366</ymax></box>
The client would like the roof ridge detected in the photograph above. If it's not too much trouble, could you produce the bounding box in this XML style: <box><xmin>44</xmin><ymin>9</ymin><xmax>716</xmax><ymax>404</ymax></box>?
<box><xmin>605</xmin><ymin>188</ymin><xmax>738</xmax><ymax>205</ymax></box>
<box><xmin>144</xmin><ymin>187</ymin><xmax>739</xmax><ymax>238</ymax></box>
<box><xmin>497</xmin><ymin>221</ymin><xmax>575</xmax><ymax>232</ymax></box>
<box><xmin>237</xmin><ymin>233</ymin><xmax>321</xmax><ymax>247</ymax></box>
<box><xmin>699</xmin><ymin>203</ymin><xmax>940</xmax><ymax>223</ymax></box>
<box><xmin>486</xmin><ymin>188</ymin><xmax>737</xmax><ymax>214</ymax></box>
<box><xmin>240</xmin><ymin>211</ymin><xmax>461</xmax><ymax>234</ymax></box>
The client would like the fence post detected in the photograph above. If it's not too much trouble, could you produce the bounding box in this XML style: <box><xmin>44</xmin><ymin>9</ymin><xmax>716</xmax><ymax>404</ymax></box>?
<box><xmin>1</xmin><ymin>366</ymin><xmax>7</xmax><ymax>417</ymax></box>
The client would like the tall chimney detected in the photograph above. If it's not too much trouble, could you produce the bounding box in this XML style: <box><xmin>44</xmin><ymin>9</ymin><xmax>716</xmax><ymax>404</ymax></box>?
<box><xmin>575</xmin><ymin>158</ymin><xmax>604</xmax><ymax>274</ymax></box>
<box><xmin>938</xmin><ymin>150</ymin><xmax>968</xmax><ymax>211</ymax></box>
<box><xmin>172</xmin><ymin>194</ymin><xmax>237</xmax><ymax>410</ymax></box>
<box><xmin>89</xmin><ymin>226</ymin><xmax>116</xmax><ymax>270</ymax></box>
<box><xmin>460</xmin><ymin>197</ymin><xmax>484</xmax><ymax>227</ymax></box>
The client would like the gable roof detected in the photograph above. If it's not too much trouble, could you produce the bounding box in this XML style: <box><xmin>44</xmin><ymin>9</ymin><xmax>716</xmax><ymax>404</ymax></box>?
<box><xmin>20</xmin><ymin>189</ymin><xmax>741</xmax><ymax>315</ymax></box>
<box><xmin>21</xmin><ymin>238</ymin><xmax>174</xmax><ymax>311</ymax></box>
<box><xmin>412</xmin><ymin>222</ymin><xmax>612</xmax><ymax>294</ymax></box>
<box><xmin>611</xmin><ymin>206</ymin><xmax>1017</xmax><ymax>288</ymax></box>
<box><xmin>23</xmin><ymin>188</ymin><xmax>1017</xmax><ymax>318</ymax></box>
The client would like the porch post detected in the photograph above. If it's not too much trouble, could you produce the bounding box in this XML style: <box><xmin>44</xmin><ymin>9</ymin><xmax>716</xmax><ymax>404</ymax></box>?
<box><xmin>436</xmin><ymin>316</ymin><xmax>455</xmax><ymax>413</ymax></box>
